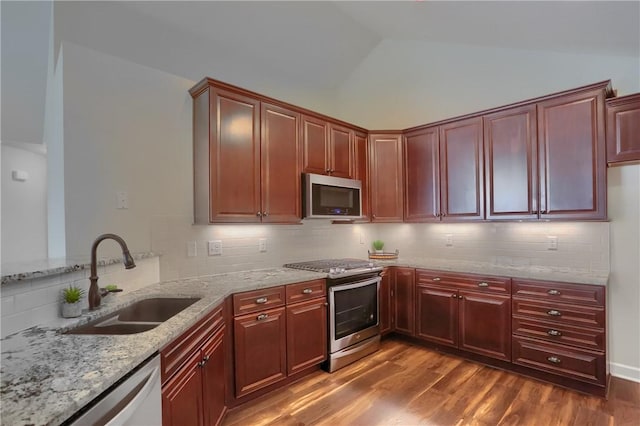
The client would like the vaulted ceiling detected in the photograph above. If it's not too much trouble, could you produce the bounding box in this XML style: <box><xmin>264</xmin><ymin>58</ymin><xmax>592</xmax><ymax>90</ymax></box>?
<box><xmin>2</xmin><ymin>1</ymin><xmax>639</xmax><ymax>146</ymax></box>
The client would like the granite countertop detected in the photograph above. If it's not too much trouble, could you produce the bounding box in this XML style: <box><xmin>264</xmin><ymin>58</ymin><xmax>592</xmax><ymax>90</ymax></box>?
<box><xmin>1</xmin><ymin>252</ymin><xmax>159</xmax><ymax>285</ymax></box>
<box><xmin>0</xmin><ymin>267</ymin><xmax>325</xmax><ymax>426</ymax></box>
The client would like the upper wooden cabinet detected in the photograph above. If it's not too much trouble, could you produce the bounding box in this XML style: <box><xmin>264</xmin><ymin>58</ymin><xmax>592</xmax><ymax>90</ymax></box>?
<box><xmin>354</xmin><ymin>131</ymin><xmax>371</xmax><ymax>220</ymax></box>
<box><xmin>537</xmin><ymin>87</ymin><xmax>607</xmax><ymax>220</ymax></box>
<box><xmin>369</xmin><ymin>133</ymin><xmax>404</xmax><ymax>222</ymax></box>
<box><xmin>483</xmin><ymin>105</ymin><xmax>538</xmax><ymax>220</ymax></box>
<box><xmin>302</xmin><ymin>117</ymin><xmax>354</xmax><ymax>178</ymax></box>
<box><xmin>439</xmin><ymin>117</ymin><xmax>484</xmax><ymax>221</ymax></box>
<box><xmin>404</xmin><ymin>126</ymin><xmax>440</xmax><ymax>222</ymax></box>
<box><xmin>606</xmin><ymin>93</ymin><xmax>640</xmax><ymax>165</ymax></box>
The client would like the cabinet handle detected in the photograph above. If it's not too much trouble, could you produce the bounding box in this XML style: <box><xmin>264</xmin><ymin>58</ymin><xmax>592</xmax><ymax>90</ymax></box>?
<box><xmin>263</xmin><ymin>212</ymin><xmax>269</xmax><ymax>217</ymax></box>
<box><xmin>202</xmin><ymin>355</ymin><xmax>210</xmax><ymax>363</ymax></box>
<box><xmin>458</xmin><ymin>295</ymin><xmax>463</xmax><ymax>299</ymax></box>
<box><xmin>324</xmin><ymin>302</ymin><xmax>328</xmax><ymax>307</ymax></box>
<box><xmin>547</xmin><ymin>329</ymin><xmax>562</xmax><ymax>337</ymax></box>
<box><xmin>432</xmin><ymin>277</ymin><xmax>441</xmax><ymax>281</ymax></box>
<box><xmin>255</xmin><ymin>297</ymin><xmax>268</xmax><ymax>304</ymax></box>
<box><xmin>547</xmin><ymin>356</ymin><xmax>561</xmax><ymax>364</ymax></box>
<box><xmin>302</xmin><ymin>288</ymin><xmax>313</xmax><ymax>294</ymax></box>
<box><xmin>198</xmin><ymin>360</ymin><xmax>206</xmax><ymax>368</ymax></box>
<box><xmin>326</xmin><ymin>168</ymin><xmax>331</xmax><ymax>174</ymax></box>
<box><xmin>547</xmin><ymin>289</ymin><xmax>561</xmax><ymax>296</ymax></box>
<box><xmin>540</xmin><ymin>209</ymin><xmax>547</xmax><ymax>214</ymax></box>
<box><xmin>257</xmin><ymin>313</ymin><xmax>269</xmax><ymax>321</ymax></box>
<box><xmin>256</xmin><ymin>212</ymin><xmax>262</xmax><ymax>217</ymax></box>
<box><xmin>547</xmin><ymin>309</ymin><xmax>562</xmax><ymax>316</ymax></box>
<box><xmin>451</xmin><ymin>294</ymin><xmax>457</xmax><ymax>298</ymax></box>
<box><xmin>372</xmin><ymin>214</ymin><xmax>376</xmax><ymax>219</ymax></box>
<box><xmin>477</xmin><ymin>282</ymin><xmax>489</xmax><ymax>288</ymax></box>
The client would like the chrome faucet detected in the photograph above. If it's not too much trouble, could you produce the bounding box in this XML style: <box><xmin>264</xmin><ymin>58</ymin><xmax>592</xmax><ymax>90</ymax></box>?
<box><xmin>88</xmin><ymin>233</ymin><xmax>136</xmax><ymax>310</ymax></box>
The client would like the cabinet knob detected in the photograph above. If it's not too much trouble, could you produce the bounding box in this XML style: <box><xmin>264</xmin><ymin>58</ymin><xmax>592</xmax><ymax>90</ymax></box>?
<box><xmin>302</xmin><ymin>288</ymin><xmax>313</xmax><ymax>294</ymax></box>
<box><xmin>540</xmin><ymin>209</ymin><xmax>547</xmax><ymax>214</ymax></box>
<box><xmin>547</xmin><ymin>329</ymin><xmax>562</xmax><ymax>337</ymax></box>
<box><xmin>451</xmin><ymin>294</ymin><xmax>457</xmax><ymax>298</ymax></box>
<box><xmin>547</xmin><ymin>289</ymin><xmax>561</xmax><ymax>296</ymax></box>
<box><xmin>372</xmin><ymin>214</ymin><xmax>376</xmax><ymax>219</ymax></box>
<box><xmin>263</xmin><ymin>212</ymin><xmax>269</xmax><ymax>217</ymax></box>
<box><xmin>547</xmin><ymin>356</ymin><xmax>562</xmax><ymax>364</ymax></box>
<box><xmin>197</xmin><ymin>360</ymin><xmax>206</xmax><ymax>368</ymax></box>
<box><xmin>257</xmin><ymin>313</ymin><xmax>269</xmax><ymax>321</ymax></box>
<box><xmin>458</xmin><ymin>295</ymin><xmax>463</xmax><ymax>299</ymax></box>
<box><xmin>202</xmin><ymin>355</ymin><xmax>210</xmax><ymax>362</ymax></box>
<box><xmin>256</xmin><ymin>212</ymin><xmax>262</xmax><ymax>217</ymax></box>
<box><xmin>432</xmin><ymin>277</ymin><xmax>441</xmax><ymax>281</ymax></box>
<box><xmin>477</xmin><ymin>282</ymin><xmax>489</xmax><ymax>288</ymax></box>
<box><xmin>547</xmin><ymin>309</ymin><xmax>562</xmax><ymax>317</ymax></box>
<box><xmin>255</xmin><ymin>297</ymin><xmax>268</xmax><ymax>304</ymax></box>
<box><xmin>326</xmin><ymin>168</ymin><xmax>331</xmax><ymax>174</ymax></box>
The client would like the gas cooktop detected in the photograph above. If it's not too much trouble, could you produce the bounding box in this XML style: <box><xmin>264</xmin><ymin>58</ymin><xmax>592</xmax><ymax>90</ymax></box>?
<box><xmin>283</xmin><ymin>258</ymin><xmax>382</xmax><ymax>278</ymax></box>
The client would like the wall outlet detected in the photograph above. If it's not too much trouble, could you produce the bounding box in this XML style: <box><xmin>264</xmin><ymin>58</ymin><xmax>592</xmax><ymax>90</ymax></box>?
<box><xmin>547</xmin><ymin>236</ymin><xmax>558</xmax><ymax>250</ymax></box>
<box><xmin>208</xmin><ymin>240</ymin><xmax>222</xmax><ymax>256</ymax></box>
<box><xmin>259</xmin><ymin>238</ymin><xmax>267</xmax><ymax>252</ymax></box>
<box><xmin>445</xmin><ymin>234</ymin><xmax>454</xmax><ymax>247</ymax></box>
<box><xmin>187</xmin><ymin>241</ymin><xmax>197</xmax><ymax>257</ymax></box>
<box><xmin>116</xmin><ymin>191</ymin><xmax>128</xmax><ymax>209</ymax></box>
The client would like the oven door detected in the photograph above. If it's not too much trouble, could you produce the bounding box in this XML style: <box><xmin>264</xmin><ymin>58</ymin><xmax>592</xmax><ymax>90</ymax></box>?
<box><xmin>329</xmin><ymin>276</ymin><xmax>381</xmax><ymax>353</ymax></box>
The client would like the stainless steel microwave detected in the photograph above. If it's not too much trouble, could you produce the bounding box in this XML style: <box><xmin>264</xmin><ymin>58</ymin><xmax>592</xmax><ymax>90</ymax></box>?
<box><xmin>303</xmin><ymin>173</ymin><xmax>362</xmax><ymax>219</ymax></box>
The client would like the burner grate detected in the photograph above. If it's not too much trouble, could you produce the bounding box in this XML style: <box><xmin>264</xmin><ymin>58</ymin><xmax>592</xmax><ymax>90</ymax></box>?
<box><xmin>283</xmin><ymin>258</ymin><xmax>373</xmax><ymax>273</ymax></box>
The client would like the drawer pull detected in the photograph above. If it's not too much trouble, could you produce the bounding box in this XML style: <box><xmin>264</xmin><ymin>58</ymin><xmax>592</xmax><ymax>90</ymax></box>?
<box><xmin>477</xmin><ymin>282</ymin><xmax>489</xmax><ymax>288</ymax></box>
<box><xmin>547</xmin><ymin>356</ymin><xmax>562</xmax><ymax>364</ymax></box>
<box><xmin>432</xmin><ymin>277</ymin><xmax>441</xmax><ymax>281</ymax></box>
<box><xmin>257</xmin><ymin>313</ymin><xmax>269</xmax><ymax>321</ymax></box>
<box><xmin>255</xmin><ymin>297</ymin><xmax>268</xmax><ymax>304</ymax></box>
<box><xmin>198</xmin><ymin>360</ymin><xmax>206</xmax><ymax>368</ymax></box>
<box><xmin>202</xmin><ymin>355</ymin><xmax>210</xmax><ymax>362</ymax></box>
<box><xmin>547</xmin><ymin>329</ymin><xmax>562</xmax><ymax>337</ymax></box>
<box><xmin>302</xmin><ymin>288</ymin><xmax>313</xmax><ymax>294</ymax></box>
<box><xmin>547</xmin><ymin>309</ymin><xmax>562</xmax><ymax>316</ymax></box>
<box><xmin>548</xmin><ymin>289</ymin><xmax>561</xmax><ymax>296</ymax></box>
<box><xmin>451</xmin><ymin>294</ymin><xmax>457</xmax><ymax>298</ymax></box>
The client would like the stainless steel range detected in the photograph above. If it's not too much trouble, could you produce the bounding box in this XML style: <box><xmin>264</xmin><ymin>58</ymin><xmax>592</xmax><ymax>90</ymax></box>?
<box><xmin>284</xmin><ymin>258</ymin><xmax>382</xmax><ymax>372</ymax></box>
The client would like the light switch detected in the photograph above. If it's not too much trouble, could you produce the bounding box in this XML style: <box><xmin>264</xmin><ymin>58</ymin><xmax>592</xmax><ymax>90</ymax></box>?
<box><xmin>547</xmin><ymin>236</ymin><xmax>558</xmax><ymax>250</ymax></box>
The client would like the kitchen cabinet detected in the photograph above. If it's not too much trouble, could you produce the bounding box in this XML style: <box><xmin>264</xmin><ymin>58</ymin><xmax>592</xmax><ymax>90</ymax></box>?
<box><xmin>512</xmin><ymin>279</ymin><xmax>607</xmax><ymax>390</ymax></box>
<box><xmin>161</xmin><ymin>307</ymin><xmax>226</xmax><ymax>426</ymax></box>
<box><xmin>369</xmin><ymin>133</ymin><xmax>404</xmax><ymax>222</ymax></box>
<box><xmin>354</xmin><ymin>131</ymin><xmax>370</xmax><ymax>220</ymax></box>
<box><xmin>415</xmin><ymin>270</ymin><xmax>511</xmax><ymax>362</ymax></box>
<box><xmin>606</xmin><ymin>93</ymin><xmax>640</xmax><ymax>165</ymax></box>
<box><xmin>190</xmin><ymin>82</ymin><xmax>301</xmax><ymax>224</ymax></box>
<box><xmin>391</xmin><ymin>267</ymin><xmax>415</xmax><ymax>336</ymax></box>
<box><xmin>404</xmin><ymin>126</ymin><xmax>440</xmax><ymax>222</ymax></box>
<box><xmin>286</xmin><ymin>297</ymin><xmax>327</xmax><ymax>375</ymax></box>
<box><xmin>302</xmin><ymin>116</ymin><xmax>354</xmax><ymax>178</ymax></box>
<box><xmin>537</xmin><ymin>86</ymin><xmax>607</xmax><ymax>220</ymax></box>
<box><xmin>329</xmin><ymin>123</ymin><xmax>354</xmax><ymax>178</ymax></box>
<box><xmin>379</xmin><ymin>268</ymin><xmax>392</xmax><ymax>336</ymax></box>
<box><xmin>483</xmin><ymin>105</ymin><xmax>538</xmax><ymax>220</ymax></box>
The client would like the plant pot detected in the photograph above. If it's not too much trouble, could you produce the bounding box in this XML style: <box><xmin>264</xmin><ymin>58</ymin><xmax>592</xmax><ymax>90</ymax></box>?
<box><xmin>62</xmin><ymin>302</ymin><xmax>82</xmax><ymax>318</ymax></box>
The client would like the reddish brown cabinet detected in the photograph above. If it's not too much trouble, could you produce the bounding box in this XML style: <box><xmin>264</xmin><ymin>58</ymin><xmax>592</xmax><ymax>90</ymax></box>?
<box><xmin>392</xmin><ymin>267</ymin><xmax>415</xmax><ymax>336</ymax></box>
<box><xmin>302</xmin><ymin>117</ymin><xmax>354</xmax><ymax>178</ymax></box>
<box><xmin>329</xmin><ymin>123</ymin><xmax>354</xmax><ymax>178</ymax></box>
<box><xmin>606</xmin><ymin>93</ymin><xmax>640</xmax><ymax>165</ymax></box>
<box><xmin>483</xmin><ymin>105</ymin><xmax>538</xmax><ymax>220</ymax></box>
<box><xmin>537</xmin><ymin>85</ymin><xmax>608</xmax><ymax>220</ymax></box>
<box><xmin>379</xmin><ymin>268</ymin><xmax>392</xmax><ymax>335</ymax></box>
<box><xmin>404</xmin><ymin>126</ymin><xmax>440</xmax><ymax>222</ymax></box>
<box><xmin>286</xmin><ymin>297</ymin><xmax>327</xmax><ymax>375</ymax></box>
<box><xmin>369</xmin><ymin>133</ymin><xmax>404</xmax><ymax>222</ymax></box>
<box><xmin>354</xmin><ymin>131</ymin><xmax>370</xmax><ymax>220</ymax></box>
<box><xmin>415</xmin><ymin>284</ymin><xmax>458</xmax><ymax>346</ymax></box>
<box><xmin>162</xmin><ymin>350</ymin><xmax>205</xmax><ymax>426</ymax></box>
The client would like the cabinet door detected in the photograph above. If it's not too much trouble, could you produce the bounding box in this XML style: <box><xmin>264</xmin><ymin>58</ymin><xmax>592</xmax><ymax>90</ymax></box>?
<box><xmin>484</xmin><ymin>105</ymin><xmax>539</xmax><ymax>220</ymax></box>
<box><xmin>354</xmin><ymin>131</ymin><xmax>370</xmax><ymax>220</ymax></box>
<box><xmin>302</xmin><ymin>115</ymin><xmax>329</xmax><ymax>175</ymax></box>
<box><xmin>415</xmin><ymin>285</ymin><xmax>458</xmax><ymax>347</ymax></box>
<box><xmin>233</xmin><ymin>307</ymin><xmax>287</xmax><ymax>397</ymax></box>
<box><xmin>404</xmin><ymin>127</ymin><xmax>441</xmax><ymax>222</ymax></box>
<box><xmin>210</xmin><ymin>88</ymin><xmax>261</xmax><ymax>223</ymax></box>
<box><xmin>537</xmin><ymin>89</ymin><xmax>607</xmax><ymax>220</ymax></box>
<box><xmin>606</xmin><ymin>93</ymin><xmax>640</xmax><ymax>165</ymax></box>
<box><xmin>392</xmin><ymin>267</ymin><xmax>415</xmax><ymax>336</ymax></box>
<box><xmin>162</xmin><ymin>350</ymin><xmax>204</xmax><ymax>426</ymax></box>
<box><xmin>379</xmin><ymin>268</ymin><xmax>392</xmax><ymax>335</ymax></box>
<box><xmin>202</xmin><ymin>327</ymin><xmax>226</xmax><ymax>426</ymax></box>
<box><xmin>329</xmin><ymin>124</ymin><xmax>353</xmax><ymax>178</ymax></box>
<box><xmin>369</xmin><ymin>134</ymin><xmax>404</xmax><ymax>222</ymax></box>
<box><xmin>439</xmin><ymin>117</ymin><xmax>484</xmax><ymax>221</ymax></box>
<box><xmin>286</xmin><ymin>298</ymin><xmax>327</xmax><ymax>375</ymax></box>
<box><xmin>261</xmin><ymin>103</ymin><xmax>301</xmax><ymax>223</ymax></box>
<box><xmin>458</xmin><ymin>290</ymin><xmax>511</xmax><ymax>361</ymax></box>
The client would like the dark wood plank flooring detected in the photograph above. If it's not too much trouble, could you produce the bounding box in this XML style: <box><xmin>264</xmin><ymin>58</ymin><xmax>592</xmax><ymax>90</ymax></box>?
<box><xmin>223</xmin><ymin>339</ymin><xmax>640</xmax><ymax>426</ymax></box>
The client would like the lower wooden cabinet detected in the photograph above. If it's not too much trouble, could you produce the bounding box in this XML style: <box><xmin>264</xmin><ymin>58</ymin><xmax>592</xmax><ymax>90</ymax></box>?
<box><xmin>415</xmin><ymin>284</ymin><xmax>458</xmax><ymax>346</ymax></box>
<box><xmin>392</xmin><ymin>267</ymin><xmax>415</xmax><ymax>336</ymax></box>
<box><xmin>458</xmin><ymin>290</ymin><xmax>511</xmax><ymax>361</ymax></box>
<box><xmin>379</xmin><ymin>268</ymin><xmax>392</xmax><ymax>336</ymax></box>
<box><xmin>286</xmin><ymin>297</ymin><xmax>327</xmax><ymax>375</ymax></box>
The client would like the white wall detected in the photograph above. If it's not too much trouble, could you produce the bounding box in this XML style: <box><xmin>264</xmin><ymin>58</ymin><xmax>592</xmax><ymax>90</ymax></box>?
<box><xmin>1</xmin><ymin>144</ymin><xmax>48</xmax><ymax>263</ymax></box>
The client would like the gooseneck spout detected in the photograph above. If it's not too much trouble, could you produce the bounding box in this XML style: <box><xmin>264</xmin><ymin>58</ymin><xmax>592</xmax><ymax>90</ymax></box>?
<box><xmin>88</xmin><ymin>233</ymin><xmax>136</xmax><ymax>310</ymax></box>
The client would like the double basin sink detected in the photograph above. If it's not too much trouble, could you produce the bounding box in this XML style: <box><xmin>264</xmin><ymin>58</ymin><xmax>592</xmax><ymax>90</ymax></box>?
<box><xmin>65</xmin><ymin>297</ymin><xmax>201</xmax><ymax>335</ymax></box>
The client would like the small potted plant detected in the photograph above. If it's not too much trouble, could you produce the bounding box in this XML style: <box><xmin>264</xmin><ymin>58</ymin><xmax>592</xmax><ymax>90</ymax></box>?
<box><xmin>372</xmin><ymin>239</ymin><xmax>385</xmax><ymax>254</ymax></box>
<box><xmin>61</xmin><ymin>285</ymin><xmax>85</xmax><ymax>318</ymax></box>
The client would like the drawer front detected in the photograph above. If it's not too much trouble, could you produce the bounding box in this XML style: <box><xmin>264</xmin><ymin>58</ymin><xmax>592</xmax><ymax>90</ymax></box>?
<box><xmin>513</xmin><ymin>336</ymin><xmax>606</xmax><ymax>385</ymax></box>
<box><xmin>512</xmin><ymin>299</ymin><xmax>605</xmax><ymax>329</ymax></box>
<box><xmin>285</xmin><ymin>279</ymin><xmax>326</xmax><ymax>304</ymax></box>
<box><xmin>416</xmin><ymin>269</ymin><xmax>510</xmax><ymax>295</ymax></box>
<box><xmin>160</xmin><ymin>305</ymin><xmax>224</xmax><ymax>384</ymax></box>
<box><xmin>512</xmin><ymin>317</ymin><xmax>605</xmax><ymax>351</ymax></box>
<box><xmin>512</xmin><ymin>279</ymin><xmax>604</xmax><ymax>307</ymax></box>
<box><xmin>233</xmin><ymin>286</ymin><xmax>285</xmax><ymax>316</ymax></box>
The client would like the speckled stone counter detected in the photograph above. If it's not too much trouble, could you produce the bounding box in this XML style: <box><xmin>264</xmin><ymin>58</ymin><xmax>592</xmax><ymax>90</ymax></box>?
<box><xmin>0</xmin><ymin>267</ymin><xmax>325</xmax><ymax>426</ymax></box>
<box><xmin>375</xmin><ymin>257</ymin><xmax>608</xmax><ymax>286</ymax></box>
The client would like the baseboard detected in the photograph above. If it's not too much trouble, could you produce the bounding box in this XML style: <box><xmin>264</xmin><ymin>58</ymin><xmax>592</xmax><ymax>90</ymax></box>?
<box><xmin>610</xmin><ymin>362</ymin><xmax>640</xmax><ymax>383</ymax></box>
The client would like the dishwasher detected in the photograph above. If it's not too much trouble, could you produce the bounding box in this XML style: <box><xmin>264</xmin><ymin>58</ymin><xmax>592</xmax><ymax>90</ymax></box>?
<box><xmin>69</xmin><ymin>354</ymin><xmax>162</xmax><ymax>426</ymax></box>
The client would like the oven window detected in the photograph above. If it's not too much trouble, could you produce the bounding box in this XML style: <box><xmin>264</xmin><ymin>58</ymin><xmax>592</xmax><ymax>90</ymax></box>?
<box><xmin>333</xmin><ymin>283</ymin><xmax>378</xmax><ymax>340</ymax></box>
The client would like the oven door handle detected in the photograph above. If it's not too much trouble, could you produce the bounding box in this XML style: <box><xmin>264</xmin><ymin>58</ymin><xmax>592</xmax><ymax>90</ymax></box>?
<box><xmin>328</xmin><ymin>276</ymin><xmax>381</xmax><ymax>293</ymax></box>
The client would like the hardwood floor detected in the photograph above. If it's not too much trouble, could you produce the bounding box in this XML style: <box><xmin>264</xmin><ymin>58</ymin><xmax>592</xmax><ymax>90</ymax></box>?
<box><xmin>223</xmin><ymin>338</ymin><xmax>640</xmax><ymax>426</ymax></box>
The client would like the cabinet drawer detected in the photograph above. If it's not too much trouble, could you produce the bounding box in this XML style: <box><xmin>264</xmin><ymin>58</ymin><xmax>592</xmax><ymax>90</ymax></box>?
<box><xmin>512</xmin><ymin>279</ymin><xmax>604</xmax><ymax>307</ymax></box>
<box><xmin>286</xmin><ymin>279</ymin><xmax>326</xmax><ymax>304</ymax></box>
<box><xmin>233</xmin><ymin>286</ymin><xmax>285</xmax><ymax>316</ymax></box>
<box><xmin>512</xmin><ymin>299</ymin><xmax>605</xmax><ymax>329</ymax></box>
<box><xmin>160</xmin><ymin>305</ymin><xmax>224</xmax><ymax>384</ymax></box>
<box><xmin>513</xmin><ymin>336</ymin><xmax>605</xmax><ymax>385</ymax></box>
<box><xmin>416</xmin><ymin>269</ymin><xmax>510</xmax><ymax>295</ymax></box>
<box><xmin>512</xmin><ymin>317</ymin><xmax>605</xmax><ymax>351</ymax></box>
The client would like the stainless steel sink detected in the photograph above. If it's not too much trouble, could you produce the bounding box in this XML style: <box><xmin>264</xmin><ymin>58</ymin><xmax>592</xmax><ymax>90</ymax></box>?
<box><xmin>65</xmin><ymin>297</ymin><xmax>201</xmax><ymax>335</ymax></box>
